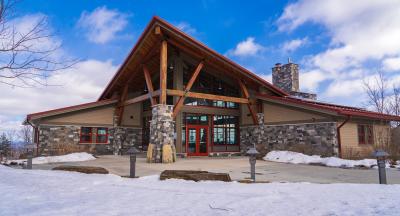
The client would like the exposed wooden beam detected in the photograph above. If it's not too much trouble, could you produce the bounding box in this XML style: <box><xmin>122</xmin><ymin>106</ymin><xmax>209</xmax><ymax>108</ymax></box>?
<box><xmin>124</xmin><ymin>90</ymin><xmax>161</xmax><ymax>106</ymax></box>
<box><xmin>167</xmin><ymin>89</ymin><xmax>248</xmax><ymax>104</ymax></box>
<box><xmin>238</xmin><ymin>80</ymin><xmax>258</xmax><ymax>124</ymax></box>
<box><xmin>155</xmin><ymin>26</ymin><xmax>163</xmax><ymax>36</ymax></box>
<box><xmin>160</xmin><ymin>40</ymin><xmax>168</xmax><ymax>104</ymax></box>
<box><xmin>143</xmin><ymin>65</ymin><xmax>157</xmax><ymax>106</ymax></box>
<box><xmin>117</xmin><ymin>84</ymin><xmax>129</xmax><ymax>125</ymax></box>
<box><xmin>172</xmin><ymin>61</ymin><xmax>204</xmax><ymax>118</ymax></box>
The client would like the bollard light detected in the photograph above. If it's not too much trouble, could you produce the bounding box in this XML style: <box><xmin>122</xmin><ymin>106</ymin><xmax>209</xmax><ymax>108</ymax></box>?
<box><xmin>246</xmin><ymin>147</ymin><xmax>259</xmax><ymax>182</ymax></box>
<box><xmin>26</xmin><ymin>150</ymin><xmax>33</xmax><ymax>170</ymax></box>
<box><xmin>127</xmin><ymin>147</ymin><xmax>140</xmax><ymax>178</ymax></box>
<box><xmin>372</xmin><ymin>150</ymin><xmax>389</xmax><ymax>184</ymax></box>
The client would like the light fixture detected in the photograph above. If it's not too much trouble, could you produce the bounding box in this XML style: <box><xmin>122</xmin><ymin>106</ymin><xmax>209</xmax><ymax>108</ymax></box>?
<box><xmin>218</xmin><ymin>81</ymin><xmax>223</xmax><ymax>91</ymax></box>
<box><xmin>169</xmin><ymin>62</ymin><xmax>174</xmax><ymax>70</ymax></box>
<box><xmin>144</xmin><ymin>84</ymin><xmax>148</xmax><ymax>93</ymax></box>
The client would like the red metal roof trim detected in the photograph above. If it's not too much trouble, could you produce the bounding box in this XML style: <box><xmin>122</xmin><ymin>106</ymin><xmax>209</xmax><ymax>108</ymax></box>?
<box><xmin>98</xmin><ymin>16</ymin><xmax>288</xmax><ymax>100</ymax></box>
<box><xmin>27</xmin><ymin>99</ymin><xmax>117</xmax><ymax>120</ymax></box>
<box><xmin>258</xmin><ymin>93</ymin><xmax>400</xmax><ymax>121</ymax></box>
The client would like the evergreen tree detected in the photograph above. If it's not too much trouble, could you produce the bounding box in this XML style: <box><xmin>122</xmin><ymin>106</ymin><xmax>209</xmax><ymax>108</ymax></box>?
<box><xmin>0</xmin><ymin>133</ymin><xmax>11</xmax><ymax>157</ymax></box>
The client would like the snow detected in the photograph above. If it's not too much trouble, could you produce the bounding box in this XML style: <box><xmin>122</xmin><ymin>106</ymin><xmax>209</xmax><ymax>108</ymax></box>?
<box><xmin>264</xmin><ymin>151</ymin><xmax>399</xmax><ymax>168</ymax></box>
<box><xmin>7</xmin><ymin>152</ymin><xmax>96</xmax><ymax>165</ymax></box>
<box><xmin>0</xmin><ymin>165</ymin><xmax>399</xmax><ymax>216</ymax></box>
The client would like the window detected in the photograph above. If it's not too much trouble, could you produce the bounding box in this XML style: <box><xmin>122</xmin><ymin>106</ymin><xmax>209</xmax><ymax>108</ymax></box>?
<box><xmin>80</xmin><ymin>127</ymin><xmax>108</xmax><ymax>144</ymax></box>
<box><xmin>182</xmin><ymin>63</ymin><xmax>239</xmax><ymax>109</ymax></box>
<box><xmin>184</xmin><ymin>113</ymin><xmax>209</xmax><ymax>125</ymax></box>
<box><xmin>80</xmin><ymin>127</ymin><xmax>92</xmax><ymax>143</ymax></box>
<box><xmin>358</xmin><ymin>124</ymin><xmax>373</xmax><ymax>145</ymax></box>
<box><xmin>212</xmin><ymin>115</ymin><xmax>238</xmax><ymax>145</ymax></box>
<box><xmin>96</xmin><ymin>128</ymin><xmax>108</xmax><ymax>143</ymax></box>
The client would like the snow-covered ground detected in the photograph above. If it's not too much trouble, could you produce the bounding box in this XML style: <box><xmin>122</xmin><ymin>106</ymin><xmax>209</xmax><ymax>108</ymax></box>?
<box><xmin>1</xmin><ymin>165</ymin><xmax>399</xmax><ymax>216</ymax></box>
<box><xmin>264</xmin><ymin>151</ymin><xmax>399</xmax><ymax>168</ymax></box>
<box><xmin>6</xmin><ymin>152</ymin><xmax>96</xmax><ymax>165</ymax></box>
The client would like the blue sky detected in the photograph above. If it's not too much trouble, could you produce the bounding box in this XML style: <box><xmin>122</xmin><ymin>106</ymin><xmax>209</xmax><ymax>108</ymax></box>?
<box><xmin>2</xmin><ymin>0</ymin><xmax>400</xmax><ymax>132</ymax></box>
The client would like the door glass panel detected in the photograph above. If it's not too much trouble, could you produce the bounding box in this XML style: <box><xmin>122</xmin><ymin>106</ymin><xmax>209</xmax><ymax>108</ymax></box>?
<box><xmin>188</xmin><ymin>129</ymin><xmax>196</xmax><ymax>153</ymax></box>
<box><xmin>199</xmin><ymin>128</ymin><xmax>207</xmax><ymax>153</ymax></box>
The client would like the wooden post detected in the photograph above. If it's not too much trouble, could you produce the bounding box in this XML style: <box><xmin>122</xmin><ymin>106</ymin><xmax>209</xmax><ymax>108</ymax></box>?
<box><xmin>143</xmin><ymin>65</ymin><xmax>156</xmax><ymax>106</ymax></box>
<box><xmin>160</xmin><ymin>40</ymin><xmax>168</xmax><ymax>104</ymax></box>
<box><xmin>238</xmin><ymin>80</ymin><xmax>258</xmax><ymax>124</ymax></box>
<box><xmin>172</xmin><ymin>61</ymin><xmax>204</xmax><ymax>118</ymax></box>
<box><xmin>117</xmin><ymin>84</ymin><xmax>129</xmax><ymax>126</ymax></box>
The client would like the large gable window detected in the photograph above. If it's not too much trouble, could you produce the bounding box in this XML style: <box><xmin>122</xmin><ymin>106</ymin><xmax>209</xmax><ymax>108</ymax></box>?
<box><xmin>358</xmin><ymin>124</ymin><xmax>373</xmax><ymax>145</ymax></box>
<box><xmin>80</xmin><ymin>127</ymin><xmax>109</xmax><ymax>144</ymax></box>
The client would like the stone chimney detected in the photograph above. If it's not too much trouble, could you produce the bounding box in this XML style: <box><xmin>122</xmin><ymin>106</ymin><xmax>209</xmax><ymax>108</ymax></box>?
<box><xmin>272</xmin><ymin>59</ymin><xmax>316</xmax><ymax>100</ymax></box>
<box><xmin>272</xmin><ymin>61</ymin><xmax>299</xmax><ymax>93</ymax></box>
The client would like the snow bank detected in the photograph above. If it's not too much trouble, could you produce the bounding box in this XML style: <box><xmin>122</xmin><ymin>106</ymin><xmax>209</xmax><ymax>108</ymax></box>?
<box><xmin>1</xmin><ymin>163</ymin><xmax>400</xmax><ymax>215</ymax></box>
<box><xmin>264</xmin><ymin>151</ymin><xmax>378</xmax><ymax>168</ymax></box>
<box><xmin>8</xmin><ymin>152</ymin><xmax>96</xmax><ymax>165</ymax></box>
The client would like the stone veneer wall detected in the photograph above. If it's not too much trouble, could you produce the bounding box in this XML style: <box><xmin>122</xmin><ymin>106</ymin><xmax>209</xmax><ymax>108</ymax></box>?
<box><xmin>240</xmin><ymin>118</ymin><xmax>338</xmax><ymax>157</ymax></box>
<box><xmin>37</xmin><ymin>125</ymin><xmax>142</xmax><ymax>156</ymax></box>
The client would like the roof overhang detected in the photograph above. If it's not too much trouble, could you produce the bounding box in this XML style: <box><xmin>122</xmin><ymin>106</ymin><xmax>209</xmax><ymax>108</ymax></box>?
<box><xmin>25</xmin><ymin>99</ymin><xmax>118</xmax><ymax>124</ymax></box>
<box><xmin>256</xmin><ymin>93</ymin><xmax>400</xmax><ymax>122</ymax></box>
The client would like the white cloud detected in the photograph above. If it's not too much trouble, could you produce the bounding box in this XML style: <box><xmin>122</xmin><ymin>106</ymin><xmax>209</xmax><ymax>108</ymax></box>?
<box><xmin>325</xmin><ymin>79</ymin><xmax>365</xmax><ymax>98</ymax></box>
<box><xmin>227</xmin><ymin>37</ymin><xmax>264</xmax><ymax>57</ymax></box>
<box><xmin>383</xmin><ymin>57</ymin><xmax>400</xmax><ymax>72</ymax></box>
<box><xmin>282</xmin><ymin>37</ymin><xmax>308</xmax><ymax>52</ymax></box>
<box><xmin>277</xmin><ymin>0</ymin><xmax>400</xmax><ymax>102</ymax></box>
<box><xmin>175</xmin><ymin>22</ymin><xmax>197</xmax><ymax>35</ymax></box>
<box><xmin>299</xmin><ymin>70</ymin><xmax>328</xmax><ymax>92</ymax></box>
<box><xmin>0</xmin><ymin>60</ymin><xmax>118</xmax><ymax>133</ymax></box>
<box><xmin>77</xmin><ymin>6</ymin><xmax>128</xmax><ymax>44</ymax></box>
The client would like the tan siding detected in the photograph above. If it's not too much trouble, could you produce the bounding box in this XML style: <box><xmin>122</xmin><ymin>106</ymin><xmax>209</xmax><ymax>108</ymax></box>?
<box><xmin>263</xmin><ymin>102</ymin><xmax>326</xmax><ymax>123</ymax></box>
<box><xmin>240</xmin><ymin>99</ymin><xmax>258</xmax><ymax>125</ymax></box>
<box><xmin>340</xmin><ymin>121</ymin><xmax>390</xmax><ymax>159</ymax></box>
<box><xmin>373</xmin><ymin>123</ymin><xmax>391</xmax><ymax>148</ymax></box>
<box><xmin>41</xmin><ymin>105</ymin><xmax>114</xmax><ymax>126</ymax></box>
<box><xmin>121</xmin><ymin>102</ymin><xmax>142</xmax><ymax>127</ymax></box>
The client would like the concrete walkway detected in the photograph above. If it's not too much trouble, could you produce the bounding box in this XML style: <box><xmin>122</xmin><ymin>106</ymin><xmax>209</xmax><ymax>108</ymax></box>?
<box><xmin>34</xmin><ymin>155</ymin><xmax>400</xmax><ymax>184</ymax></box>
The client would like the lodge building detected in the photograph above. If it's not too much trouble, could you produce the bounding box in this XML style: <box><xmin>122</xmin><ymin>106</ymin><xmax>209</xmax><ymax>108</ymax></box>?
<box><xmin>25</xmin><ymin>17</ymin><xmax>400</xmax><ymax>161</ymax></box>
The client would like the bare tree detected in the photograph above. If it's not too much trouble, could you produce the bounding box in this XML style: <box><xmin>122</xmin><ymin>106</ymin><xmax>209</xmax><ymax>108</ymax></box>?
<box><xmin>363</xmin><ymin>70</ymin><xmax>389</xmax><ymax>114</ymax></box>
<box><xmin>19</xmin><ymin>125</ymin><xmax>32</xmax><ymax>146</ymax></box>
<box><xmin>0</xmin><ymin>0</ymin><xmax>76</xmax><ymax>87</ymax></box>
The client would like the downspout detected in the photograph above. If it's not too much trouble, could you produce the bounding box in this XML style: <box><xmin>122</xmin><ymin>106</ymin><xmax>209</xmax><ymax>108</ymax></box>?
<box><xmin>336</xmin><ymin>115</ymin><xmax>351</xmax><ymax>158</ymax></box>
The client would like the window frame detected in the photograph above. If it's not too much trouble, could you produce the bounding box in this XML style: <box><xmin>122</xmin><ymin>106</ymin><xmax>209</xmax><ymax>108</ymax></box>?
<box><xmin>79</xmin><ymin>127</ymin><xmax>109</xmax><ymax>144</ymax></box>
<box><xmin>95</xmin><ymin>128</ymin><xmax>109</xmax><ymax>144</ymax></box>
<box><xmin>357</xmin><ymin>124</ymin><xmax>374</xmax><ymax>145</ymax></box>
<box><xmin>212</xmin><ymin>115</ymin><xmax>239</xmax><ymax>146</ymax></box>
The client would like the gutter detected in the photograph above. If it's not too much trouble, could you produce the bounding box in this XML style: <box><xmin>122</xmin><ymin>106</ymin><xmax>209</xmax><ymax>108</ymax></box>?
<box><xmin>336</xmin><ymin>115</ymin><xmax>351</xmax><ymax>158</ymax></box>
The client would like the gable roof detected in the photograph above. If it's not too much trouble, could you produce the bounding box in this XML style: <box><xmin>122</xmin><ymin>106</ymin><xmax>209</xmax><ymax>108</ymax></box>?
<box><xmin>98</xmin><ymin>16</ymin><xmax>288</xmax><ymax>100</ymax></box>
<box><xmin>258</xmin><ymin>94</ymin><xmax>400</xmax><ymax>121</ymax></box>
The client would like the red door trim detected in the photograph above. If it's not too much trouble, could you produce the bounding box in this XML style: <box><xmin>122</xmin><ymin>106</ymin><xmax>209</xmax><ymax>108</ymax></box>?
<box><xmin>186</xmin><ymin>124</ymin><xmax>209</xmax><ymax>156</ymax></box>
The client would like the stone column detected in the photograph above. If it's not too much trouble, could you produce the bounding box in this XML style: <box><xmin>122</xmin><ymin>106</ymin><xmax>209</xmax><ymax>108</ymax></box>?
<box><xmin>256</xmin><ymin>113</ymin><xmax>264</xmax><ymax>145</ymax></box>
<box><xmin>147</xmin><ymin>104</ymin><xmax>176</xmax><ymax>163</ymax></box>
<box><xmin>256</xmin><ymin>113</ymin><xmax>267</xmax><ymax>157</ymax></box>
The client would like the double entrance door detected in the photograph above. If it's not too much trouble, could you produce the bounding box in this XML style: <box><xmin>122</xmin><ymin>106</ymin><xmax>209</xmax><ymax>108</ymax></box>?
<box><xmin>186</xmin><ymin>125</ymin><xmax>208</xmax><ymax>156</ymax></box>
